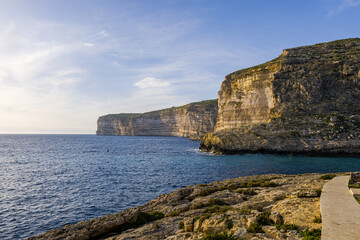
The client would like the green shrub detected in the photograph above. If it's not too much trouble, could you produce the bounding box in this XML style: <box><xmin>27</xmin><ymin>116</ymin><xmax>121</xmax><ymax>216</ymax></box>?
<box><xmin>236</xmin><ymin>188</ymin><xmax>257</xmax><ymax>195</ymax></box>
<box><xmin>299</xmin><ymin>228</ymin><xmax>321</xmax><ymax>240</ymax></box>
<box><xmin>320</xmin><ymin>174</ymin><xmax>336</xmax><ymax>180</ymax></box>
<box><xmin>191</xmin><ymin>202</ymin><xmax>206</xmax><ymax>209</ymax></box>
<box><xmin>201</xmin><ymin>231</ymin><xmax>238</xmax><ymax>240</ymax></box>
<box><xmin>238</xmin><ymin>208</ymin><xmax>252</xmax><ymax>215</ymax></box>
<box><xmin>204</xmin><ymin>205</ymin><xmax>231</xmax><ymax>214</ymax></box>
<box><xmin>198</xmin><ymin>183</ymin><xmax>208</xmax><ymax>187</ymax></box>
<box><xmin>147</xmin><ymin>211</ymin><xmax>164</xmax><ymax>220</ymax></box>
<box><xmin>137</xmin><ymin>211</ymin><xmax>163</xmax><ymax>224</ymax></box>
<box><xmin>315</xmin><ymin>189</ymin><xmax>322</xmax><ymax>196</ymax></box>
<box><xmin>208</xmin><ymin>198</ymin><xmax>226</xmax><ymax>206</ymax></box>
<box><xmin>199</xmin><ymin>188</ymin><xmax>217</xmax><ymax>196</ymax></box>
<box><xmin>247</xmin><ymin>222</ymin><xmax>264</xmax><ymax>233</ymax></box>
<box><xmin>225</xmin><ymin>219</ymin><xmax>233</xmax><ymax>230</ymax></box>
<box><xmin>256</xmin><ymin>211</ymin><xmax>272</xmax><ymax>225</ymax></box>
<box><xmin>313</xmin><ymin>216</ymin><xmax>322</xmax><ymax>223</ymax></box>
<box><xmin>275</xmin><ymin>224</ymin><xmax>299</xmax><ymax>231</ymax></box>
<box><xmin>237</xmin><ymin>179</ymin><xmax>279</xmax><ymax>188</ymax></box>
<box><xmin>178</xmin><ymin>221</ymin><xmax>184</xmax><ymax>229</ymax></box>
<box><xmin>169</xmin><ymin>208</ymin><xmax>186</xmax><ymax>216</ymax></box>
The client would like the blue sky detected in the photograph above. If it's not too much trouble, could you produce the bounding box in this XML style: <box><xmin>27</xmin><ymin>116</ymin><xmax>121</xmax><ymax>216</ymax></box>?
<box><xmin>0</xmin><ymin>0</ymin><xmax>359</xmax><ymax>133</ymax></box>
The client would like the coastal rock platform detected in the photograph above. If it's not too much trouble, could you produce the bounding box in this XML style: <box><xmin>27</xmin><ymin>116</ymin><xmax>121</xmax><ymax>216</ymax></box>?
<box><xmin>28</xmin><ymin>173</ymin><xmax>346</xmax><ymax>240</ymax></box>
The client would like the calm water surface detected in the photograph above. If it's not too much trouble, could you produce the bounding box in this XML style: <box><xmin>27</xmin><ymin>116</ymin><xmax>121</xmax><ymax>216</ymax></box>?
<box><xmin>0</xmin><ymin>134</ymin><xmax>359</xmax><ymax>239</ymax></box>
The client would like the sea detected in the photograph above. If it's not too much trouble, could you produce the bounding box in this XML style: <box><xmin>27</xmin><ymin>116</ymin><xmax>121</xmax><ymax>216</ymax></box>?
<box><xmin>1</xmin><ymin>134</ymin><xmax>359</xmax><ymax>239</ymax></box>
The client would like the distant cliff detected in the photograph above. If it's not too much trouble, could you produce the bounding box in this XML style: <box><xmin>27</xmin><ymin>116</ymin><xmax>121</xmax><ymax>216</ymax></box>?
<box><xmin>201</xmin><ymin>38</ymin><xmax>360</xmax><ymax>156</ymax></box>
<box><xmin>97</xmin><ymin>99</ymin><xmax>218</xmax><ymax>140</ymax></box>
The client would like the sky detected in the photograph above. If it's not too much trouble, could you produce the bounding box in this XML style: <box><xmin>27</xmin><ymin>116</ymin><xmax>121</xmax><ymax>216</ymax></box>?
<box><xmin>0</xmin><ymin>0</ymin><xmax>359</xmax><ymax>134</ymax></box>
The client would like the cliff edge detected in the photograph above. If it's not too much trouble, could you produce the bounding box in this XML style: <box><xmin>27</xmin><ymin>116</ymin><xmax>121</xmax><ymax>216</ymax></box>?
<box><xmin>97</xmin><ymin>99</ymin><xmax>218</xmax><ymax>140</ymax></box>
<box><xmin>200</xmin><ymin>38</ymin><xmax>360</xmax><ymax>155</ymax></box>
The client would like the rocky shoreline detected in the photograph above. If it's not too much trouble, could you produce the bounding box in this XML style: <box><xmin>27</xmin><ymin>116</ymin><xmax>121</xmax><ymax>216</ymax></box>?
<box><xmin>27</xmin><ymin>173</ymin><xmax>346</xmax><ymax>240</ymax></box>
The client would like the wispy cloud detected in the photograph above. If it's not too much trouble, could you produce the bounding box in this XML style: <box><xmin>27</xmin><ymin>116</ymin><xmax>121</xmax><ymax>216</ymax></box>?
<box><xmin>326</xmin><ymin>0</ymin><xmax>360</xmax><ymax>16</ymax></box>
<box><xmin>0</xmin><ymin>1</ymin><xmax>269</xmax><ymax>133</ymax></box>
<box><xmin>134</xmin><ymin>77</ymin><xmax>171</xmax><ymax>89</ymax></box>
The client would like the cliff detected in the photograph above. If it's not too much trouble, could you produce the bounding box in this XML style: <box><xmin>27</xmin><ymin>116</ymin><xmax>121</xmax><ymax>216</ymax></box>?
<box><xmin>201</xmin><ymin>38</ymin><xmax>360</xmax><ymax>155</ymax></box>
<box><xmin>28</xmin><ymin>173</ymin><xmax>338</xmax><ymax>240</ymax></box>
<box><xmin>96</xmin><ymin>99</ymin><xmax>218</xmax><ymax>140</ymax></box>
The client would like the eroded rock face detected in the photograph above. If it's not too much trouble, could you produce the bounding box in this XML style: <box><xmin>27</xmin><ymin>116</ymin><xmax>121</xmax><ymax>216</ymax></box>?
<box><xmin>28</xmin><ymin>173</ymin><xmax>339</xmax><ymax>240</ymax></box>
<box><xmin>201</xmin><ymin>38</ymin><xmax>360</xmax><ymax>155</ymax></box>
<box><xmin>96</xmin><ymin>100</ymin><xmax>218</xmax><ymax>140</ymax></box>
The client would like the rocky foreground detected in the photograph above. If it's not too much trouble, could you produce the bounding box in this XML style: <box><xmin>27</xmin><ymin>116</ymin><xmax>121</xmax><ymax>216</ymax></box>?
<box><xmin>28</xmin><ymin>173</ymin><xmax>346</xmax><ymax>240</ymax></box>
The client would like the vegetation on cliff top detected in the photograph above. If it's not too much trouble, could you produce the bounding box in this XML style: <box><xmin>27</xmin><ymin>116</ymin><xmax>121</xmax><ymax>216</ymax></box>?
<box><xmin>101</xmin><ymin>99</ymin><xmax>218</xmax><ymax>119</ymax></box>
<box><xmin>225</xmin><ymin>38</ymin><xmax>360</xmax><ymax>80</ymax></box>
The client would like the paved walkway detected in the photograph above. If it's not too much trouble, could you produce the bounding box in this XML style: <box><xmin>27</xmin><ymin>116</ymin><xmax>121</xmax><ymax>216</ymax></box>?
<box><xmin>320</xmin><ymin>176</ymin><xmax>360</xmax><ymax>240</ymax></box>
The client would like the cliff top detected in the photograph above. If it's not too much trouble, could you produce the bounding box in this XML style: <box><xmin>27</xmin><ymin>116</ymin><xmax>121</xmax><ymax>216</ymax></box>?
<box><xmin>100</xmin><ymin>99</ymin><xmax>218</xmax><ymax>119</ymax></box>
<box><xmin>226</xmin><ymin>37</ymin><xmax>360</xmax><ymax>79</ymax></box>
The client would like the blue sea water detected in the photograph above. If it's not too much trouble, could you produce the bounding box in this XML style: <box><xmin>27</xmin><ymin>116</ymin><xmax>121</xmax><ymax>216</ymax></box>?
<box><xmin>0</xmin><ymin>134</ymin><xmax>359</xmax><ymax>239</ymax></box>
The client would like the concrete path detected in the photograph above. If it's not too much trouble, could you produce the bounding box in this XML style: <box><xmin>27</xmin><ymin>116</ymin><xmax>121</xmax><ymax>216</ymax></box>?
<box><xmin>320</xmin><ymin>176</ymin><xmax>360</xmax><ymax>240</ymax></box>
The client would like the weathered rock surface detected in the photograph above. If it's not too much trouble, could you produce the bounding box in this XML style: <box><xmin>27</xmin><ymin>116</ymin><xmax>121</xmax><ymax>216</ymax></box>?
<box><xmin>97</xmin><ymin>100</ymin><xmax>218</xmax><ymax>140</ymax></box>
<box><xmin>28</xmin><ymin>173</ymin><xmax>343</xmax><ymax>240</ymax></box>
<box><xmin>201</xmin><ymin>38</ymin><xmax>360</xmax><ymax>155</ymax></box>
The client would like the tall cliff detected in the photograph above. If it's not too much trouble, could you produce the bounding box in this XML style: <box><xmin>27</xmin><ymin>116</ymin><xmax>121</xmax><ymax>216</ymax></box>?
<box><xmin>97</xmin><ymin>99</ymin><xmax>218</xmax><ymax>140</ymax></box>
<box><xmin>201</xmin><ymin>38</ymin><xmax>360</xmax><ymax>156</ymax></box>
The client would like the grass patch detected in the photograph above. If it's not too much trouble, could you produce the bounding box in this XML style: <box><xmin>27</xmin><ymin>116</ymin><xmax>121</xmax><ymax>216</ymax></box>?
<box><xmin>247</xmin><ymin>222</ymin><xmax>264</xmax><ymax>233</ymax></box>
<box><xmin>299</xmin><ymin>228</ymin><xmax>321</xmax><ymax>240</ymax></box>
<box><xmin>201</xmin><ymin>231</ymin><xmax>238</xmax><ymax>240</ymax></box>
<box><xmin>320</xmin><ymin>174</ymin><xmax>336</xmax><ymax>180</ymax></box>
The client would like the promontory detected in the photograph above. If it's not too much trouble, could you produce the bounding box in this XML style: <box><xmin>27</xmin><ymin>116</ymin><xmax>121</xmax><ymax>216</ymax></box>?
<box><xmin>96</xmin><ymin>99</ymin><xmax>218</xmax><ymax>140</ymax></box>
<box><xmin>201</xmin><ymin>38</ymin><xmax>360</xmax><ymax>156</ymax></box>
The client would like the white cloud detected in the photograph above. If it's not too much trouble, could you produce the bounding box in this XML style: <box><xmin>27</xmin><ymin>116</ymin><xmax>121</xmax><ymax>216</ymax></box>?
<box><xmin>134</xmin><ymin>77</ymin><xmax>171</xmax><ymax>89</ymax></box>
<box><xmin>326</xmin><ymin>0</ymin><xmax>360</xmax><ymax>15</ymax></box>
<box><xmin>97</xmin><ymin>30</ymin><xmax>109</xmax><ymax>37</ymax></box>
<box><xmin>83</xmin><ymin>42</ymin><xmax>94</xmax><ymax>47</ymax></box>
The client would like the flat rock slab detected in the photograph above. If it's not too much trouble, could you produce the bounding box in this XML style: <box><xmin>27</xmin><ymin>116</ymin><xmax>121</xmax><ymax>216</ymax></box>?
<box><xmin>321</xmin><ymin>176</ymin><xmax>360</xmax><ymax>240</ymax></box>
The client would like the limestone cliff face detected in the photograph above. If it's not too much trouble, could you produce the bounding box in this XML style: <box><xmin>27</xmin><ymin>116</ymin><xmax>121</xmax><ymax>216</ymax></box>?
<box><xmin>97</xmin><ymin>100</ymin><xmax>218</xmax><ymax>140</ymax></box>
<box><xmin>201</xmin><ymin>38</ymin><xmax>360</xmax><ymax>155</ymax></box>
